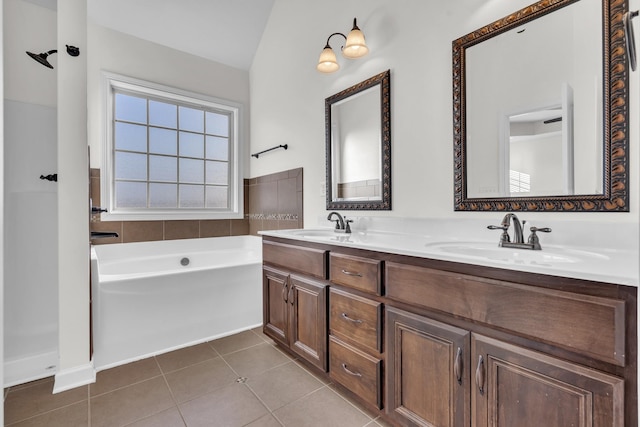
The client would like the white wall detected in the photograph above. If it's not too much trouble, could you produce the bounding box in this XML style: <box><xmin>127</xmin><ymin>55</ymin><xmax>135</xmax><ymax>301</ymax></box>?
<box><xmin>86</xmin><ymin>22</ymin><xmax>251</xmax><ymax>173</ymax></box>
<box><xmin>250</xmin><ymin>0</ymin><xmax>639</xmax><ymax>227</ymax></box>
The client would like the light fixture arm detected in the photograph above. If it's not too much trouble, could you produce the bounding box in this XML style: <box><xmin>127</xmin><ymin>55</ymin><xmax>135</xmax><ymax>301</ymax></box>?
<box><xmin>324</xmin><ymin>32</ymin><xmax>347</xmax><ymax>50</ymax></box>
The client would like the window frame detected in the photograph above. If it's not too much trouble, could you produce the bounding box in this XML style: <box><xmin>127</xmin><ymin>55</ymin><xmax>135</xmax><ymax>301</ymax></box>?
<box><xmin>100</xmin><ymin>71</ymin><xmax>243</xmax><ymax>221</ymax></box>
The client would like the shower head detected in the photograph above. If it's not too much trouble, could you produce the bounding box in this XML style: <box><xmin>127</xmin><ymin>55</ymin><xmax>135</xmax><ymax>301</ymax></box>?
<box><xmin>25</xmin><ymin>45</ymin><xmax>80</xmax><ymax>69</ymax></box>
<box><xmin>26</xmin><ymin>49</ymin><xmax>57</xmax><ymax>69</ymax></box>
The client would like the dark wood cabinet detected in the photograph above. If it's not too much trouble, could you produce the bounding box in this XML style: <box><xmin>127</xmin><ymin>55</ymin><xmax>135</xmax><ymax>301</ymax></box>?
<box><xmin>261</xmin><ymin>236</ymin><xmax>636</xmax><ymax>426</ymax></box>
<box><xmin>262</xmin><ymin>265</ymin><xmax>328</xmax><ymax>371</ymax></box>
<box><xmin>288</xmin><ymin>274</ymin><xmax>328</xmax><ymax>370</ymax></box>
<box><xmin>386</xmin><ymin>306</ymin><xmax>471</xmax><ymax>427</ymax></box>
<box><xmin>472</xmin><ymin>334</ymin><xmax>625</xmax><ymax>427</ymax></box>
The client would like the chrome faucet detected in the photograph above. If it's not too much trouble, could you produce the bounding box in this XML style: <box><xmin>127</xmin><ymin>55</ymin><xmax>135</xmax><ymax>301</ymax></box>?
<box><xmin>488</xmin><ymin>213</ymin><xmax>551</xmax><ymax>250</ymax></box>
<box><xmin>327</xmin><ymin>212</ymin><xmax>352</xmax><ymax>233</ymax></box>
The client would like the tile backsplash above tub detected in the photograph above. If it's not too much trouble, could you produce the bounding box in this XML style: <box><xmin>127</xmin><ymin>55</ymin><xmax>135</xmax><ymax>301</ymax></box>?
<box><xmin>90</xmin><ymin>167</ymin><xmax>303</xmax><ymax>244</ymax></box>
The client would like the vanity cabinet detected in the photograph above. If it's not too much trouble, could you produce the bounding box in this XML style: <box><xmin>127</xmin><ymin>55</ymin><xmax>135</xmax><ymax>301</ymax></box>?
<box><xmin>262</xmin><ymin>241</ymin><xmax>329</xmax><ymax>371</ymax></box>
<box><xmin>471</xmin><ymin>334</ymin><xmax>624</xmax><ymax>427</ymax></box>
<box><xmin>385</xmin><ymin>261</ymin><xmax>628</xmax><ymax>427</ymax></box>
<box><xmin>261</xmin><ymin>236</ymin><xmax>636</xmax><ymax>426</ymax></box>
<box><xmin>329</xmin><ymin>287</ymin><xmax>384</xmax><ymax>409</ymax></box>
<box><xmin>386</xmin><ymin>306</ymin><xmax>470</xmax><ymax>427</ymax></box>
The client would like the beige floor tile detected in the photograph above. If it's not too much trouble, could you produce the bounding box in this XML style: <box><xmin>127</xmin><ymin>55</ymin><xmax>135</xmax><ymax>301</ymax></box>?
<box><xmin>209</xmin><ymin>330</ymin><xmax>267</xmax><ymax>355</ymax></box>
<box><xmin>7</xmin><ymin>377</ymin><xmax>54</xmax><ymax>392</ymax></box>
<box><xmin>125</xmin><ymin>407</ymin><xmax>186</xmax><ymax>427</ymax></box>
<box><xmin>246</xmin><ymin>361</ymin><xmax>324</xmax><ymax>411</ymax></box>
<box><xmin>179</xmin><ymin>383</ymin><xmax>268</xmax><ymax>427</ymax></box>
<box><xmin>90</xmin><ymin>376</ymin><xmax>175</xmax><ymax>427</ymax></box>
<box><xmin>91</xmin><ymin>357</ymin><xmax>162</xmax><ymax>397</ymax></box>
<box><xmin>222</xmin><ymin>343</ymin><xmax>292</xmax><ymax>378</ymax></box>
<box><xmin>251</xmin><ymin>326</ymin><xmax>276</xmax><ymax>345</ymax></box>
<box><xmin>4</xmin><ymin>381</ymin><xmax>87</xmax><ymax>425</ymax></box>
<box><xmin>164</xmin><ymin>357</ymin><xmax>237</xmax><ymax>403</ymax></box>
<box><xmin>245</xmin><ymin>413</ymin><xmax>284</xmax><ymax>427</ymax></box>
<box><xmin>273</xmin><ymin>387</ymin><xmax>371</xmax><ymax>427</ymax></box>
<box><xmin>370</xmin><ymin>417</ymin><xmax>394</xmax><ymax>427</ymax></box>
<box><xmin>293</xmin><ymin>360</ymin><xmax>332</xmax><ymax>386</ymax></box>
<box><xmin>6</xmin><ymin>401</ymin><xmax>88</xmax><ymax>427</ymax></box>
<box><xmin>155</xmin><ymin>342</ymin><xmax>218</xmax><ymax>374</ymax></box>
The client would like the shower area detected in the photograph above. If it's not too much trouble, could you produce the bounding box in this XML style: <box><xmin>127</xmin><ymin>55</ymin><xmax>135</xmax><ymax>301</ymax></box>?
<box><xmin>3</xmin><ymin>0</ymin><xmax>59</xmax><ymax>386</ymax></box>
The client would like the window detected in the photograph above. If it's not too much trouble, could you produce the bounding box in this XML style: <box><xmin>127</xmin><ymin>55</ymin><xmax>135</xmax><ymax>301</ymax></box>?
<box><xmin>101</xmin><ymin>72</ymin><xmax>243</xmax><ymax>220</ymax></box>
<box><xmin>510</xmin><ymin>170</ymin><xmax>531</xmax><ymax>193</ymax></box>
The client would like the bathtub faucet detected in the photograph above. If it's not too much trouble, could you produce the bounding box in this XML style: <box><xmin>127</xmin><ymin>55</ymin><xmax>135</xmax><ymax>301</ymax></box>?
<box><xmin>327</xmin><ymin>212</ymin><xmax>352</xmax><ymax>233</ymax></box>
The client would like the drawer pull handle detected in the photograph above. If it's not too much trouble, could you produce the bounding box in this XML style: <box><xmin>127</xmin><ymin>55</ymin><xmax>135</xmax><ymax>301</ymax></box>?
<box><xmin>475</xmin><ymin>355</ymin><xmax>485</xmax><ymax>395</ymax></box>
<box><xmin>341</xmin><ymin>363</ymin><xmax>362</xmax><ymax>377</ymax></box>
<box><xmin>341</xmin><ymin>269</ymin><xmax>363</xmax><ymax>277</ymax></box>
<box><xmin>341</xmin><ymin>313</ymin><xmax>363</xmax><ymax>324</ymax></box>
<box><xmin>454</xmin><ymin>347</ymin><xmax>463</xmax><ymax>385</ymax></box>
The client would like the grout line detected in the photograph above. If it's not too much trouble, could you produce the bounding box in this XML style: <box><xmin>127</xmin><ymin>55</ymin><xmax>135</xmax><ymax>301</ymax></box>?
<box><xmin>88</xmin><ymin>373</ymin><xmax>165</xmax><ymax>399</ymax></box>
<box><xmin>155</xmin><ymin>356</ymin><xmax>189</xmax><ymax>427</ymax></box>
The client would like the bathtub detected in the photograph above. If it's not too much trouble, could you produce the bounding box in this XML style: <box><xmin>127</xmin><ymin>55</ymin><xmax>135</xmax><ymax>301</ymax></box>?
<box><xmin>91</xmin><ymin>235</ymin><xmax>263</xmax><ymax>370</ymax></box>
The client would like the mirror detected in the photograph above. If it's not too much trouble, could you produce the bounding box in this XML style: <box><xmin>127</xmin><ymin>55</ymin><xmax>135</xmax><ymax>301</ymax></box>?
<box><xmin>453</xmin><ymin>0</ymin><xmax>629</xmax><ymax>211</ymax></box>
<box><xmin>326</xmin><ymin>70</ymin><xmax>391</xmax><ymax>210</ymax></box>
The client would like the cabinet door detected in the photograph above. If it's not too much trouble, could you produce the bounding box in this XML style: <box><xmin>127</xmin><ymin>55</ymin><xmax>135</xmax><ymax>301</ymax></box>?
<box><xmin>263</xmin><ymin>266</ymin><xmax>289</xmax><ymax>347</ymax></box>
<box><xmin>386</xmin><ymin>307</ymin><xmax>470</xmax><ymax>427</ymax></box>
<box><xmin>289</xmin><ymin>274</ymin><xmax>328</xmax><ymax>371</ymax></box>
<box><xmin>472</xmin><ymin>334</ymin><xmax>624</xmax><ymax>427</ymax></box>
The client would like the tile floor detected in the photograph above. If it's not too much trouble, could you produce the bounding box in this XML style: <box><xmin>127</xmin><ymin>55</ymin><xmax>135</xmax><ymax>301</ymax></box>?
<box><xmin>4</xmin><ymin>328</ymin><xmax>391</xmax><ymax>427</ymax></box>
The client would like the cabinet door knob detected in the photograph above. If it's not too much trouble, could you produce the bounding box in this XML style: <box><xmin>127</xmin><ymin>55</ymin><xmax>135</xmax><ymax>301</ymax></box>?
<box><xmin>454</xmin><ymin>347</ymin><xmax>463</xmax><ymax>385</ymax></box>
<box><xmin>341</xmin><ymin>313</ymin><xmax>363</xmax><ymax>324</ymax></box>
<box><xmin>341</xmin><ymin>363</ymin><xmax>362</xmax><ymax>377</ymax></box>
<box><xmin>289</xmin><ymin>284</ymin><xmax>295</xmax><ymax>305</ymax></box>
<box><xmin>475</xmin><ymin>355</ymin><xmax>485</xmax><ymax>395</ymax></box>
<box><xmin>282</xmin><ymin>282</ymin><xmax>288</xmax><ymax>302</ymax></box>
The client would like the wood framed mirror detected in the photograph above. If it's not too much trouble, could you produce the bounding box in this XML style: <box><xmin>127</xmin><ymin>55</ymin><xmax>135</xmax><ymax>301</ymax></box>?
<box><xmin>453</xmin><ymin>0</ymin><xmax>629</xmax><ymax>212</ymax></box>
<box><xmin>325</xmin><ymin>70</ymin><xmax>391</xmax><ymax>210</ymax></box>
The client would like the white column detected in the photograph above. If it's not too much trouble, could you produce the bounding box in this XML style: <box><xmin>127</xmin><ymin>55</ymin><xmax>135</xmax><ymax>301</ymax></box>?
<box><xmin>54</xmin><ymin>0</ymin><xmax>93</xmax><ymax>392</ymax></box>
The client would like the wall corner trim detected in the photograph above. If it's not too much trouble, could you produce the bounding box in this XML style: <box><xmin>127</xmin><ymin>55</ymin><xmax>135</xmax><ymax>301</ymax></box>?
<box><xmin>53</xmin><ymin>362</ymin><xmax>96</xmax><ymax>394</ymax></box>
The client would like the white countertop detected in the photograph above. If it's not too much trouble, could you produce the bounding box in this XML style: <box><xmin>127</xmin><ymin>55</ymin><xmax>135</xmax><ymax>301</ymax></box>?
<box><xmin>260</xmin><ymin>221</ymin><xmax>639</xmax><ymax>287</ymax></box>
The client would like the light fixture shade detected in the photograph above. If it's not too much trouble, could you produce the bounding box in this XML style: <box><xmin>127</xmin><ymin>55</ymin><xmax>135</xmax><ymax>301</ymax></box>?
<box><xmin>343</xmin><ymin>25</ymin><xmax>368</xmax><ymax>58</ymax></box>
<box><xmin>317</xmin><ymin>46</ymin><xmax>340</xmax><ymax>73</ymax></box>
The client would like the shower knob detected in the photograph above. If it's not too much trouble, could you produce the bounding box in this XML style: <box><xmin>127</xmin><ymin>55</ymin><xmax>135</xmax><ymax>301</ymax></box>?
<box><xmin>39</xmin><ymin>173</ymin><xmax>58</xmax><ymax>182</ymax></box>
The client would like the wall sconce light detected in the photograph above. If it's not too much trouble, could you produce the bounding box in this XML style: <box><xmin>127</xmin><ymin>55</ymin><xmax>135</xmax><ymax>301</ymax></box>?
<box><xmin>317</xmin><ymin>18</ymin><xmax>369</xmax><ymax>73</ymax></box>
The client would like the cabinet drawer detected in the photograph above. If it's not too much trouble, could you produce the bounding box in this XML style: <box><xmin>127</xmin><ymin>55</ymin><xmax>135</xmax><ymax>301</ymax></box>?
<box><xmin>330</xmin><ymin>288</ymin><xmax>382</xmax><ymax>353</ymax></box>
<box><xmin>330</xmin><ymin>336</ymin><xmax>382</xmax><ymax>409</ymax></box>
<box><xmin>386</xmin><ymin>262</ymin><xmax>626</xmax><ymax>367</ymax></box>
<box><xmin>263</xmin><ymin>240</ymin><xmax>328</xmax><ymax>279</ymax></box>
<box><xmin>330</xmin><ymin>253</ymin><xmax>382</xmax><ymax>295</ymax></box>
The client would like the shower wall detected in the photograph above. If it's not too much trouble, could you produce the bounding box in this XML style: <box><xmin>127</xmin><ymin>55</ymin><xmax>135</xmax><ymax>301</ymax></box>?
<box><xmin>3</xmin><ymin>0</ymin><xmax>59</xmax><ymax>387</ymax></box>
<box><xmin>4</xmin><ymin>100</ymin><xmax>59</xmax><ymax>386</ymax></box>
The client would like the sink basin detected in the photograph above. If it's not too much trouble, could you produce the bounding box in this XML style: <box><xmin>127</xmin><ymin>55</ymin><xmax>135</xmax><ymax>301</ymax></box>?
<box><xmin>277</xmin><ymin>229</ymin><xmax>353</xmax><ymax>241</ymax></box>
<box><xmin>424</xmin><ymin>241</ymin><xmax>610</xmax><ymax>265</ymax></box>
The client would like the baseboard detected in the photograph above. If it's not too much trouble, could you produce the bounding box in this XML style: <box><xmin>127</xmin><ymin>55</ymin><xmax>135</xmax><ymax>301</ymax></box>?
<box><xmin>53</xmin><ymin>362</ymin><xmax>96</xmax><ymax>393</ymax></box>
<box><xmin>4</xmin><ymin>351</ymin><xmax>58</xmax><ymax>388</ymax></box>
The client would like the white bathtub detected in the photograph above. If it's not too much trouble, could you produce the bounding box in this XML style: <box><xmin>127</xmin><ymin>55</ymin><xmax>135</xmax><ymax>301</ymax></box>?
<box><xmin>91</xmin><ymin>235</ymin><xmax>263</xmax><ymax>370</ymax></box>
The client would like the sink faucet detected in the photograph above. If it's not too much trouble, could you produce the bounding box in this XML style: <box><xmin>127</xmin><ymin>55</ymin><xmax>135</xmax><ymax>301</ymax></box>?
<box><xmin>327</xmin><ymin>212</ymin><xmax>352</xmax><ymax>233</ymax></box>
<box><xmin>502</xmin><ymin>213</ymin><xmax>525</xmax><ymax>244</ymax></box>
<box><xmin>488</xmin><ymin>213</ymin><xmax>551</xmax><ymax>250</ymax></box>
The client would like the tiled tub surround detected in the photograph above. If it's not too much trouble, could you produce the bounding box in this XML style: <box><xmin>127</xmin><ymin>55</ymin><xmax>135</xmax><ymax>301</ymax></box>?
<box><xmin>90</xmin><ymin>167</ymin><xmax>303</xmax><ymax>243</ymax></box>
<box><xmin>4</xmin><ymin>329</ymin><xmax>390</xmax><ymax>427</ymax></box>
<box><xmin>248</xmin><ymin>168</ymin><xmax>303</xmax><ymax>235</ymax></box>
<box><xmin>281</xmin><ymin>215</ymin><xmax>639</xmax><ymax>286</ymax></box>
